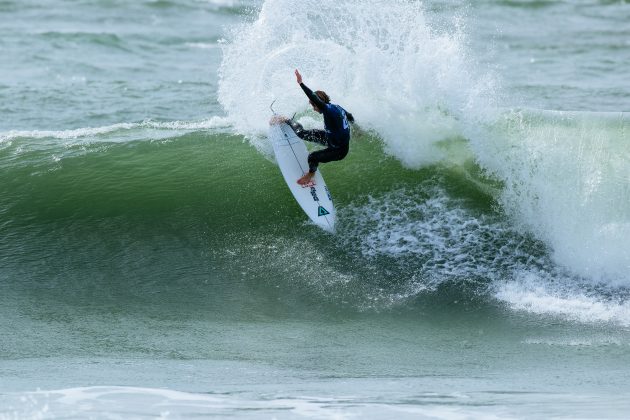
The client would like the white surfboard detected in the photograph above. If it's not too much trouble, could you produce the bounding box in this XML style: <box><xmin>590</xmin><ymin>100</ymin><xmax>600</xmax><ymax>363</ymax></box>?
<box><xmin>268</xmin><ymin>121</ymin><xmax>336</xmax><ymax>232</ymax></box>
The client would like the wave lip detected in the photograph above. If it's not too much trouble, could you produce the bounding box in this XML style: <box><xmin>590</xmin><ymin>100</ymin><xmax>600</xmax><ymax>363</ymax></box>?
<box><xmin>0</xmin><ymin>116</ymin><xmax>232</xmax><ymax>143</ymax></box>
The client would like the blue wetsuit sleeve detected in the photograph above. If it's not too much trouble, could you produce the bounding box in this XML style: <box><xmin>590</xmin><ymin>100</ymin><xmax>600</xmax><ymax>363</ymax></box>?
<box><xmin>299</xmin><ymin>83</ymin><xmax>327</xmax><ymax>111</ymax></box>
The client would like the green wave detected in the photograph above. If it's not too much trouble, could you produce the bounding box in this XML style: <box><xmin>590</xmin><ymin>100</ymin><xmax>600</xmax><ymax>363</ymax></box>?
<box><xmin>0</xmin><ymin>127</ymin><xmax>508</xmax><ymax>312</ymax></box>
<box><xmin>1</xmin><ymin>110</ymin><xmax>627</xmax><ymax>319</ymax></box>
<box><xmin>0</xmin><ymin>128</ymin><xmax>495</xmax><ymax>230</ymax></box>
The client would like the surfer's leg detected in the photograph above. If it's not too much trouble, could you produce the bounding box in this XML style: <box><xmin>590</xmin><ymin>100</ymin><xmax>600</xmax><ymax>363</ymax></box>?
<box><xmin>298</xmin><ymin>129</ymin><xmax>328</xmax><ymax>146</ymax></box>
<box><xmin>287</xmin><ymin>120</ymin><xmax>327</xmax><ymax>145</ymax></box>
<box><xmin>307</xmin><ymin>146</ymin><xmax>349</xmax><ymax>173</ymax></box>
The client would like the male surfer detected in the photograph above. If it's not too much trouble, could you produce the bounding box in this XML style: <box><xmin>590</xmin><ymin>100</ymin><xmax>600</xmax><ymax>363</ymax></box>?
<box><xmin>276</xmin><ymin>69</ymin><xmax>354</xmax><ymax>186</ymax></box>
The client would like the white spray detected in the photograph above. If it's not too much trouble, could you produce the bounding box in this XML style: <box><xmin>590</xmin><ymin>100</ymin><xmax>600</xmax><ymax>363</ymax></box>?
<box><xmin>218</xmin><ymin>0</ymin><xmax>490</xmax><ymax>165</ymax></box>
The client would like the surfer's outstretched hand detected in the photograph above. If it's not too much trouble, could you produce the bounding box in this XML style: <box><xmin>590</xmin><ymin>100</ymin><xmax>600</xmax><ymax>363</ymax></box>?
<box><xmin>295</xmin><ymin>69</ymin><xmax>302</xmax><ymax>84</ymax></box>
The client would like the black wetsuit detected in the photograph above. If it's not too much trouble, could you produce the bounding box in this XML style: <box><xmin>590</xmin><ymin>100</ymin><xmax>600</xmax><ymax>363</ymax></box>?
<box><xmin>288</xmin><ymin>83</ymin><xmax>354</xmax><ymax>173</ymax></box>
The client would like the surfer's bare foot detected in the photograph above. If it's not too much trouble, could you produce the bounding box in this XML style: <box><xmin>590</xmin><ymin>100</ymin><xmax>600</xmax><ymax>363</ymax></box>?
<box><xmin>297</xmin><ymin>172</ymin><xmax>315</xmax><ymax>186</ymax></box>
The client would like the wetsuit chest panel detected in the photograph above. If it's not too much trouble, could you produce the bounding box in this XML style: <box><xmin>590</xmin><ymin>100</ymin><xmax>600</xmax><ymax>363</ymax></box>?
<box><xmin>323</xmin><ymin>104</ymin><xmax>350</xmax><ymax>148</ymax></box>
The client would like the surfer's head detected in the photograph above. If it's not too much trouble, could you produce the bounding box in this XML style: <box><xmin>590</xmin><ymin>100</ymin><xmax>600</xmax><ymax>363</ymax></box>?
<box><xmin>310</xmin><ymin>90</ymin><xmax>330</xmax><ymax>113</ymax></box>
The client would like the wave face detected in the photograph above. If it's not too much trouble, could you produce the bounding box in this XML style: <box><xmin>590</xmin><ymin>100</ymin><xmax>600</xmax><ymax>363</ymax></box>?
<box><xmin>2</xmin><ymin>111</ymin><xmax>629</xmax><ymax>328</ymax></box>
<box><xmin>216</xmin><ymin>0</ymin><xmax>630</xmax><ymax>324</ymax></box>
<box><xmin>1</xmin><ymin>0</ymin><xmax>629</xmax><ymax>329</ymax></box>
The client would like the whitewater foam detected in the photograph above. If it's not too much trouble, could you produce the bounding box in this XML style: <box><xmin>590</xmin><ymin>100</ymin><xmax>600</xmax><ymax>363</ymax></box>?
<box><xmin>338</xmin><ymin>184</ymin><xmax>544</xmax><ymax>284</ymax></box>
<box><xmin>0</xmin><ymin>117</ymin><xmax>232</xmax><ymax>143</ymax></box>
<box><xmin>495</xmin><ymin>270</ymin><xmax>630</xmax><ymax>327</ymax></box>
<box><xmin>523</xmin><ymin>337</ymin><xmax>623</xmax><ymax>347</ymax></box>
<box><xmin>0</xmin><ymin>385</ymin><xmax>525</xmax><ymax>420</ymax></box>
<box><xmin>470</xmin><ymin>109</ymin><xmax>630</xmax><ymax>283</ymax></box>
<box><xmin>335</xmin><ymin>182</ymin><xmax>630</xmax><ymax>326</ymax></box>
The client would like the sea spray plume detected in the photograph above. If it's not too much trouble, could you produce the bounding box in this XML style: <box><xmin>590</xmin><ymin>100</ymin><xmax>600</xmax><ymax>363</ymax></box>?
<box><xmin>467</xmin><ymin>109</ymin><xmax>630</xmax><ymax>284</ymax></box>
<box><xmin>218</xmin><ymin>0</ymin><xmax>495</xmax><ymax>165</ymax></box>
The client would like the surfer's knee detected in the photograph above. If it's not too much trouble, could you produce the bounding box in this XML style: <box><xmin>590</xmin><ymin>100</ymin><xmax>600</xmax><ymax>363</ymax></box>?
<box><xmin>326</xmin><ymin>146</ymin><xmax>349</xmax><ymax>163</ymax></box>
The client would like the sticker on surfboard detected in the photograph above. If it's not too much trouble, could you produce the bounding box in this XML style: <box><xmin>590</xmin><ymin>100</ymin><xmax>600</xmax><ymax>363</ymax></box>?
<box><xmin>317</xmin><ymin>206</ymin><xmax>330</xmax><ymax>217</ymax></box>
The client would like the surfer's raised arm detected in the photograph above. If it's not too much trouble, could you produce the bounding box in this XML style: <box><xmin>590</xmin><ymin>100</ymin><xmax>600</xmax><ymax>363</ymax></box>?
<box><xmin>295</xmin><ymin>69</ymin><xmax>327</xmax><ymax>112</ymax></box>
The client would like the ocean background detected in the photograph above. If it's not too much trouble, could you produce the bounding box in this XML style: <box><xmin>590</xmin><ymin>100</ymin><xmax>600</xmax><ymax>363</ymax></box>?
<box><xmin>1</xmin><ymin>0</ymin><xmax>630</xmax><ymax>418</ymax></box>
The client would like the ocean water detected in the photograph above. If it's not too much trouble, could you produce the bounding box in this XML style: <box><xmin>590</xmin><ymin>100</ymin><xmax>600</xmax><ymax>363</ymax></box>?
<box><xmin>1</xmin><ymin>0</ymin><xmax>630</xmax><ymax>418</ymax></box>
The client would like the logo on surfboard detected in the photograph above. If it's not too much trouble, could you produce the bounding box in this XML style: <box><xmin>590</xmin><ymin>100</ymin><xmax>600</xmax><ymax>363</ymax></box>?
<box><xmin>317</xmin><ymin>206</ymin><xmax>330</xmax><ymax>217</ymax></box>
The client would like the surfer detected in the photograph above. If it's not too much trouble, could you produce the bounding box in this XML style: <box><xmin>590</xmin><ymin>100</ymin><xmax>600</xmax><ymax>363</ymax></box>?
<box><xmin>278</xmin><ymin>69</ymin><xmax>354</xmax><ymax>186</ymax></box>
